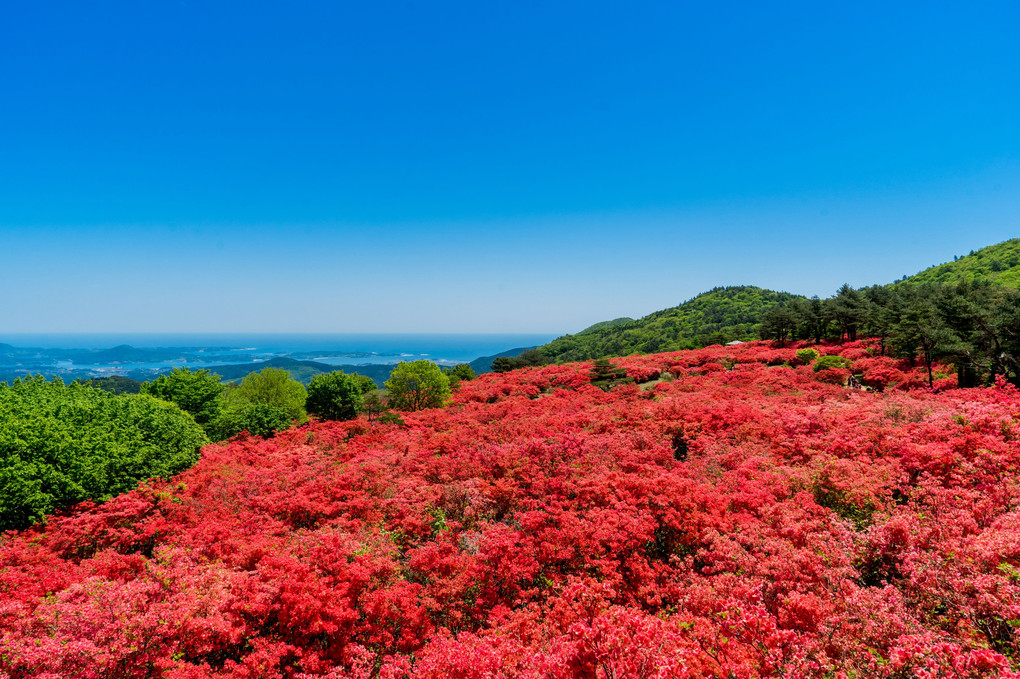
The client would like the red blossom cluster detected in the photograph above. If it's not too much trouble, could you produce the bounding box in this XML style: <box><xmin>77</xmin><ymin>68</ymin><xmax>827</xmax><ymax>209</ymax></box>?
<box><xmin>2</xmin><ymin>341</ymin><xmax>1018</xmax><ymax>678</ymax></box>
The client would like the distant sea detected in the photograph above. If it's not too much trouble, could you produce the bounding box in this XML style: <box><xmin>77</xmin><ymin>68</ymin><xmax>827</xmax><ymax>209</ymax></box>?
<box><xmin>0</xmin><ymin>333</ymin><xmax>558</xmax><ymax>367</ymax></box>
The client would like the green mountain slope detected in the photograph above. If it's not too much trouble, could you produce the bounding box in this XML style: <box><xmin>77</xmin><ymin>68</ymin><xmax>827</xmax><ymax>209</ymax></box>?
<box><xmin>468</xmin><ymin>346</ymin><xmax>536</xmax><ymax>375</ymax></box>
<box><xmin>904</xmin><ymin>238</ymin><xmax>1020</xmax><ymax>287</ymax></box>
<box><xmin>578</xmin><ymin>317</ymin><xmax>634</xmax><ymax>333</ymax></box>
<box><xmin>209</xmin><ymin>357</ymin><xmax>342</xmax><ymax>384</ymax></box>
<box><xmin>207</xmin><ymin>357</ymin><xmax>393</xmax><ymax>387</ymax></box>
<box><xmin>540</xmin><ymin>286</ymin><xmax>803</xmax><ymax>363</ymax></box>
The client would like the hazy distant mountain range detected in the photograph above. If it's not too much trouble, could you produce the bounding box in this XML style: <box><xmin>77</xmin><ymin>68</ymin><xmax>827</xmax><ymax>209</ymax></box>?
<box><xmin>0</xmin><ymin>341</ymin><xmax>539</xmax><ymax>388</ymax></box>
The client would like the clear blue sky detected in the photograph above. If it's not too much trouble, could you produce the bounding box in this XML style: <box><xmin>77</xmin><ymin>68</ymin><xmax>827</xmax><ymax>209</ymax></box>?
<box><xmin>2</xmin><ymin>1</ymin><xmax>1018</xmax><ymax>333</ymax></box>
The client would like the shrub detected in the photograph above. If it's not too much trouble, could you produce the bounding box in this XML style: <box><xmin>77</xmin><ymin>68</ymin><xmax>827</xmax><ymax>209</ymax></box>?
<box><xmin>306</xmin><ymin>371</ymin><xmax>364</xmax><ymax>421</ymax></box>
<box><xmin>352</xmin><ymin>374</ymin><xmax>378</xmax><ymax>394</ymax></box>
<box><xmin>8</xmin><ymin>341</ymin><xmax>1020</xmax><ymax>677</ymax></box>
<box><xmin>0</xmin><ymin>376</ymin><xmax>207</xmax><ymax>531</ymax></box>
<box><xmin>385</xmin><ymin>361</ymin><xmax>451</xmax><ymax>411</ymax></box>
<box><xmin>813</xmin><ymin>355</ymin><xmax>851</xmax><ymax>372</ymax></box>
<box><xmin>444</xmin><ymin>364</ymin><xmax>477</xmax><ymax>381</ymax></box>
<box><xmin>442</xmin><ymin>364</ymin><xmax>478</xmax><ymax>391</ymax></box>
<box><xmin>216</xmin><ymin>402</ymin><xmax>294</xmax><ymax>439</ymax></box>
<box><xmin>589</xmin><ymin>359</ymin><xmax>634</xmax><ymax>391</ymax></box>
<box><xmin>223</xmin><ymin>367</ymin><xmax>307</xmax><ymax>422</ymax></box>
<box><xmin>211</xmin><ymin>367</ymin><xmax>308</xmax><ymax>439</ymax></box>
<box><xmin>796</xmin><ymin>348</ymin><xmax>819</xmax><ymax>365</ymax></box>
<box><xmin>141</xmin><ymin>367</ymin><xmax>224</xmax><ymax>429</ymax></box>
<box><xmin>816</xmin><ymin>367</ymin><xmax>851</xmax><ymax>384</ymax></box>
<box><xmin>861</xmin><ymin>366</ymin><xmax>906</xmax><ymax>390</ymax></box>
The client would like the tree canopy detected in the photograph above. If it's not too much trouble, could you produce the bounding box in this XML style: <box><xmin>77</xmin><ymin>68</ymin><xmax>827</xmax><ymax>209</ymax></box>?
<box><xmin>306</xmin><ymin>371</ymin><xmax>364</xmax><ymax>421</ymax></box>
<box><xmin>141</xmin><ymin>367</ymin><xmax>224</xmax><ymax>428</ymax></box>
<box><xmin>0</xmin><ymin>376</ymin><xmax>207</xmax><ymax>531</ymax></box>
<box><xmin>384</xmin><ymin>360</ymin><xmax>451</xmax><ymax>411</ymax></box>
<box><xmin>211</xmin><ymin>367</ymin><xmax>307</xmax><ymax>439</ymax></box>
<box><xmin>223</xmin><ymin>367</ymin><xmax>307</xmax><ymax>421</ymax></box>
<box><xmin>754</xmin><ymin>280</ymin><xmax>1020</xmax><ymax>388</ymax></box>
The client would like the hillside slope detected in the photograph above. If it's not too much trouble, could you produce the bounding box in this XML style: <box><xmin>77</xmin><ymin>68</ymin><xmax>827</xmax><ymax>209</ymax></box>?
<box><xmin>540</xmin><ymin>285</ymin><xmax>803</xmax><ymax>362</ymax></box>
<box><xmin>208</xmin><ymin>356</ymin><xmax>337</xmax><ymax>384</ymax></box>
<box><xmin>904</xmin><ymin>238</ymin><xmax>1020</xmax><ymax>287</ymax></box>
<box><xmin>538</xmin><ymin>239</ymin><xmax>1020</xmax><ymax>363</ymax></box>
<box><xmin>468</xmin><ymin>346</ymin><xmax>536</xmax><ymax>375</ymax></box>
<box><xmin>2</xmin><ymin>342</ymin><xmax>1016</xmax><ymax>676</ymax></box>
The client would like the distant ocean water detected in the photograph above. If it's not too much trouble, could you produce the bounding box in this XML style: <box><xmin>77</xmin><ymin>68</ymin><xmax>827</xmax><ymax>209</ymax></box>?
<box><xmin>0</xmin><ymin>333</ymin><xmax>558</xmax><ymax>366</ymax></box>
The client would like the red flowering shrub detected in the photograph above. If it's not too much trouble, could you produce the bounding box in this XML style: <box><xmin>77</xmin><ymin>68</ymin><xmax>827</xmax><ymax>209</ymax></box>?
<box><xmin>2</xmin><ymin>340</ymin><xmax>1019</xmax><ymax>678</ymax></box>
<box><xmin>623</xmin><ymin>364</ymin><xmax>661</xmax><ymax>383</ymax></box>
<box><xmin>816</xmin><ymin>367</ymin><xmax>851</xmax><ymax>384</ymax></box>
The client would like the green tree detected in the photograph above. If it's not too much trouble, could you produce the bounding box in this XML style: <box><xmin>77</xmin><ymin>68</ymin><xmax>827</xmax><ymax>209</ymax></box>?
<box><xmin>491</xmin><ymin>349</ymin><xmax>548</xmax><ymax>373</ymax></box>
<box><xmin>82</xmin><ymin>376</ymin><xmax>142</xmax><ymax>394</ymax></box>
<box><xmin>992</xmin><ymin>288</ymin><xmax>1020</xmax><ymax>385</ymax></box>
<box><xmin>224</xmin><ymin>367</ymin><xmax>307</xmax><ymax>421</ymax></box>
<box><xmin>442</xmin><ymin>363</ymin><xmax>477</xmax><ymax>390</ymax></box>
<box><xmin>211</xmin><ymin>367</ymin><xmax>307</xmax><ymax>439</ymax></box>
<box><xmin>860</xmin><ymin>285</ymin><xmax>897</xmax><ymax>355</ymax></box>
<box><xmin>351</xmin><ymin>373</ymin><xmax>378</xmax><ymax>394</ymax></box>
<box><xmin>758</xmin><ymin>304</ymin><xmax>800</xmax><ymax>346</ymax></box>
<box><xmin>829</xmin><ymin>283</ymin><xmax>871</xmax><ymax>342</ymax></box>
<box><xmin>306</xmin><ymin>371</ymin><xmax>364</xmax><ymax>421</ymax></box>
<box><xmin>214</xmin><ymin>403</ymin><xmax>293</xmax><ymax>439</ymax></box>
<box><xmin>891</xmin><ymin>286</ymin><xmax>960</xmax><ymax>388</ymax></box>
<box><xmin>491</xmin><ymin>356</ymin><xmax>516</xmax><ymax>373</ymax></box>
<box><xmin>384</xmin><ymin>360</ymin><xmax>451</xmax><ymax>411</ymax></box>
<box><xmin>363</xmin><ymin>392</ymin><xmax>384</xmax><ymax>420</ymax></box>
<box><xmin>141</xmin><ymin>367</ymin><xmax>224</xmax><ymax>428</ymax></box>
<box><xmin>445</xmin><ymin>364</ymin><xmax>477</xmax><ymax>381</ymax></box>
<box><xmin>589</xmin><ymin>358</ymin><xmax>633</xmax><ymax>391</ymax></box>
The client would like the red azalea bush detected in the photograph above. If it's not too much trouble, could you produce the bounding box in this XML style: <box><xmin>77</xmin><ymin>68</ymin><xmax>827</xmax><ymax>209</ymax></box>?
<box><xmin>815</xmin><ymin>367</ymin><xmax>851</xmax><ymax>384</ymax></box>
<box><xmin>1</xmin><ymin>341</ymin><xmax>1018</xmax><ymax>678</ymax></box>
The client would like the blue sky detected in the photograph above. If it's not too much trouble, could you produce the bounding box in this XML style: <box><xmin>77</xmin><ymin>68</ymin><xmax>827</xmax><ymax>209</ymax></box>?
<box><xmin>1</xmin><ymin>1</ymin><xmax>1018</xmax><ymax>333</ymax></box>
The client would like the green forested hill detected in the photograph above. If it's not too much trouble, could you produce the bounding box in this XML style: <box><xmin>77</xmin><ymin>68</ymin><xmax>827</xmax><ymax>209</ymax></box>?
<box><xmin>539</xmin><ymin>286</ymin><xmax>803</xmax><ymax>362</ymax></box>
<box><xmin>578</xmin><ymin>317</ymin><xmax>634</xmax><ymax>333</ymax></box>
<box><xmin>904</xmin><ymin>238</ymin><xmax>1020</xmax><ymax>287</ymax></box>
<box><xmin>209</xmin><ymin>357</ymin><xmax>336</xmax><ymax>384</ymax></box>
<box><xmin>207</xmin><ymin>357</ymin><xmax>393</xmax><ymax>387</ymax></box>
<box><xmin>537</xmin><ymin>239</ymin><xmax>1020</xmax><ymax>363</ymax></box>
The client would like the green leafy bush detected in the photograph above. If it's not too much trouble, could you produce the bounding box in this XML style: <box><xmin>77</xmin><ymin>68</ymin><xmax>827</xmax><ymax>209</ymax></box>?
<box><xmin>223</xmin><ymin>367</ymin><xmax>307</xmax><ymax>421</ymax></box>
<box><xmin>210</xmin><ymin>367</ymin><xmax>308</xmax><ymax>439</ymax></box>
<box><xmin>306</xmin><ymin>371</ymin><xmax>364</xmax><ymax>421</ymax></box>
<box><xmin>141</xmin><ymin>367</ymin><xmax>224</xmax><ymax>429</ymax></box>
<box><xmin>0</xmin><ymin>376</ymin><xmax>208</xmax><ymax>531</ymax></box>
<box><xmin>385</xmin><ymin>361</ymin><xmax>451</xmax><ymax>411</ymax></box>
<box><xmin>214</xmin><ymin>402</ymin><xmax>293</xmax><ymax>439</ymax></box>
<box><xmin>352</xmin><ymin>374</ymin><xmax>377</xmax><ymax>394</ymax></box>
<box><xmin>813</xmin><ymin>355</ymin><xmax>851</xmax><ymax>372</ymax></box>
<box><xmin>442</xmin><ymin>364</ymin><xmax>477</xmax><ymax>390</ymax></box>
<box><xmin>796</xmin><ymin>349</ymin><xmax>819</xmax><ymax>365</ymax></box>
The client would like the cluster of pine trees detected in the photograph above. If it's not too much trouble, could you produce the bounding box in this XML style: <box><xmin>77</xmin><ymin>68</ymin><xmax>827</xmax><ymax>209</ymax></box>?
<box><xmin>760</xmin><ymin>280</ymin><xmax>1020</xmax><ymax>387</ymax></box>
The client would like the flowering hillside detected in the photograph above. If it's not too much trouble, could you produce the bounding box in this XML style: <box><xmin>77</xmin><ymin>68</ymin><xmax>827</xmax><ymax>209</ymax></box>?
<box><xmin>2</xmin><ymin>341</ymin><xmax>1019</xmax><ymax>678</ymax></box>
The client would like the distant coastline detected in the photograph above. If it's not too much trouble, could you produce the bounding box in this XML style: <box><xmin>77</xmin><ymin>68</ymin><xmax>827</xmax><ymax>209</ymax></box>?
<box><xmin>0</xmin><ymin>333</ymin><xmax>557</xmax><ymax>385</ymax></box>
